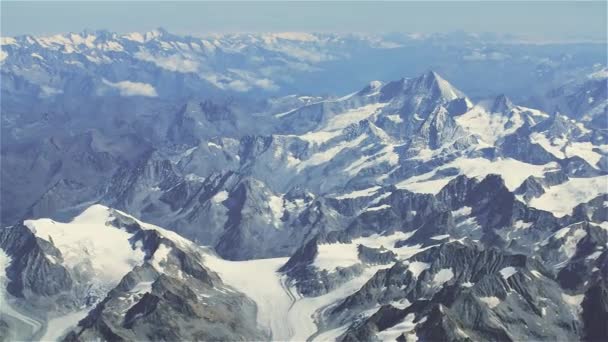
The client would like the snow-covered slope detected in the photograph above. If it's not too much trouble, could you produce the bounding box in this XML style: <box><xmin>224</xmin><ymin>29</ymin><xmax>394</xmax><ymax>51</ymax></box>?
<box><xmin>0</xmin><ymin>205</ymin><xmax>267</xmax><ymax>341</ymax></box>
<box><xmin>24</xmin><ymin>205</ymin><xmax>146</xmax><ymax>288</ymax></box>
<box><xmin>529</xmin><ymin>175</ymin><xmax>608</xmax><ymax>217</ymax></box>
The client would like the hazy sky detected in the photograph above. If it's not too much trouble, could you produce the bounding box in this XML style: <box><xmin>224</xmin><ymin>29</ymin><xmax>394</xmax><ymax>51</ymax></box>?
<box><xmin>2</xmin><ymin>1</ymin><xmax>606</xmax><ymax>41</ymax></box>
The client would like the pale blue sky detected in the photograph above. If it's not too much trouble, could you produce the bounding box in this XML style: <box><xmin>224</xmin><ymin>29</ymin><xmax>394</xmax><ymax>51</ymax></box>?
<box><xmin>1</xmin><ymin>1</ymin><xmax>606</xmax><ymax>41</ymax></box>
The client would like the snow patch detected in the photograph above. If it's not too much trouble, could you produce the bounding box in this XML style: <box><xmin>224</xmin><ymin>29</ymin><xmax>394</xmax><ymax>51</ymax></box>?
<box><xmin>149</xmin><ymin>243</ymin><xmax>173</xmax><ymax>274</ymax></box>
<box><xmin>479</xmin><ymin>296</ymin><xmax>501</xmax><ymax>308</ymax></box>
<box><xmin>554</xmin><ymin>227</ymin><xmax>571</xmax><ymax>239</ymax></box>
<box><xmin>298</xmin><ymin>130</ymin><xmax>342</xmax><ymax>145</ymax></box>
<box><xmin>377</xmin><ymin>313</ymin><xmax>422</xmax><ymax>342</ymax></box>
<box><xmin>514</xmin><ymin>220</ymin><xmax>532</xmax><ymax>230</ymax></box>
<box><xmin>407</xmin><ymin>261</ymin><xmax>430</xmax><ymax>278</ymax></box>
<box><xmin>561</xmin><ymin>293</ymin><xmax>584</xmax><ymax>313</ymax></box>
<box><xmin>391</xmin><ymin>299</ymin><xmax>411</xmax><ymax>310</ymax></box>
<box><xmin>396</xmin><ymin>177</ymin><xmax>455</xmax><ymax>195</ymax></box>
<box><xmin>364</xmin><ymin>204</ymin><xmax>391</xmax><ymax>212</ymax></box>
<box><xmin>452</xmin><ymin>206</ymin><xmax>473</xmax><ymax>217</ymax></box>
<box><xmin>207</xmin><ymin>141</ymin><xmax>221</xmax><ymax>149</ymax></box>
<box><xmin>268</xmin><ymin>194</ymin><xmax>285</xmax><ymax>227</ymax></box>
<box><xmin>386</xmin><ymin>114</ymin><xmax>404</xmax><ymax>124</ymax></box>
<box><xmin>333</xmin><ymin>186</ymin><xmax>381</xmax><ymax>200</ymax></box>
<box><xmin>211</xmin><ymin>190</ymin><xmax>229</xmax><ymax>203</ymax></box>
<box><xmin>586</xmin><ymin>251</ymin><xmax>603</xmax><ymax>260</ymax></box>
<box><xmin>559</xmin><ymin>228</ymin><xmax>587</xmax><ymax>259</ymax></box>
<box><xmin>499</xmin><ymin>266</ymin><xmax>517</xmax><ymax>280</ymax></box>
<box><xmin>432</xmin><ymin>268</ymin><xmax>454</xmax><ymax>286</ymax></box>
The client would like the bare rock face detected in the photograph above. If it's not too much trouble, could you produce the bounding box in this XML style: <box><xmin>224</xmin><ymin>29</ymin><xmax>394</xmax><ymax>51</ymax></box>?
<box><xmin>336</xmin><ymin>243</ymin><xmax>581</xmax><ymax>342</ymax></box>
<box><xmin>66</xmin><ymin>269</ymin><xmax>266</xmax><ymax>342</ymax></box>
<box><xmin>0</xmin><ymin>224</ymin><xmax>73</xmax><ymax>300</ymax></box>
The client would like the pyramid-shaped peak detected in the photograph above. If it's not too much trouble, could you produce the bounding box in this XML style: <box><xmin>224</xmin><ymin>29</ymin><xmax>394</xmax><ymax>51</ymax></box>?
<box><xmin>422</xmin><ymin>70</ymin><xmax>442</xmax><ymax>80</ymax></box>
<box><xmin>410</xmin><ymin>70</ymin><xmax>465</xmax><ymax>101</ymax></box>
<box><xmin>534</xmin><ymin>111</ymin><xmax>583</xmax><ymax>138</ymax></box>
<box><xmin>419</xmin><ymin>70</ymin><xmax>451</xmax><ymax>84</ymax></box>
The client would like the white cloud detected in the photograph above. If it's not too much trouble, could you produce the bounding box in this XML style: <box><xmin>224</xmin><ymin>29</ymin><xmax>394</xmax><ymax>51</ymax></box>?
<box><xmin>463</xmin><ymin>50</ymin><xmax>510</xmax><ymax>61</ymax></box>
<box><xmin>202</xmin><ymin>70</ymin><xmax>279</xmax><ymax>92</ymax></box>
<box><xmin>103</xmin><ymin>79</ymin><xmax>158</xmax><ymax>97</ymax></box>
<box><xmin>40</xmin><ymin>85</ymin><xmax>63</xmax><ymax>97</ymax></box>
<box><xmin>135</xmin><ymin>50</ymin><xmax>198</xmax><ymax>73</ymax></box>
<box><xmin>253</xmin><ymin>78</ymin><xmax>278</xmax><ymax>90</ymax></box>
<box><xmin>227</xmin><ymin>80</ymin><xmax>250</xmax><ymax>92</ymax></box>
<box><xmin>263</xmin><ymin>32</ymin><xmax>319</xmax><ymax>42</ymax></box>
<box><xmin>227</xmin><ymin>68</ymin><xmax>279</xmax><ymax>91</ymax></box>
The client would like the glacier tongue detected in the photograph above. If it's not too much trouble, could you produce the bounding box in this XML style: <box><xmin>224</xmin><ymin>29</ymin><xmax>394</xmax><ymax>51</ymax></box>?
<box><xmin>202</xmin><ymin>254</ymin><xmax>293</xmax><ymax>340</ymax></box>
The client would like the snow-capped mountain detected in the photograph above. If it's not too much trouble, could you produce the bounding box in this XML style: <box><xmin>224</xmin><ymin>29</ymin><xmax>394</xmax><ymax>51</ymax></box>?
<box><xmin>0</xmin><ymin>205</ymin><xmax>265</xmax><ymax>341</ymax></box>
<box><xmin>3</xmin><ymin>69</ymin><xmax>607</xmax><ymax>257</ymax></box>
<box><xmin>536</xmin><ymin>67</ymin><xmax>608</xmax><ymax>127</ymax></box>
<box><xmin>1</xmin><ymin>29</ymin><xmax>607</xmax><ymax>341</ymax></box>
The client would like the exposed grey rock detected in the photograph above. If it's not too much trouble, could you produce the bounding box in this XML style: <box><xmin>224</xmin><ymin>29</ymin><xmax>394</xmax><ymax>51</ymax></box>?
<box><xmin>0</xmin><ymin>224</ymin><xmax>73</xmax><ymax>301</ymax></box>
<box><xmin>358</xmin><ymin>245</ymin><xmax>397</xmax><ymax>265</ymax></box>
<box><xmin>336</xmin><ymin>242</ymin><xmax>581</xmax><ymax>342</ymax></box>
<box><xmin>65</xmin><ymin>268</ymin><xmax>265</xmax><ymax>342</ymax></box>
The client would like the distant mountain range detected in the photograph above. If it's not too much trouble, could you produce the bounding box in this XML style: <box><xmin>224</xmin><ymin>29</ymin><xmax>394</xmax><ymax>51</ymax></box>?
<box><xmin>2</xmin><ymin>29</ymin><xmax>606</xmax><ymax>100</ymax></box>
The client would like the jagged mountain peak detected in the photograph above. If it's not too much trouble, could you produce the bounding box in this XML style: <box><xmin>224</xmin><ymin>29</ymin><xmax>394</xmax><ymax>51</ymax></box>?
<box><xmin>1</xmin><ymin>203</ymin><xmax>268</xmax><ymax>341</ymax></box>
<box><xmin>378</xmin><ymin>71</ymin><xmax>467</xmax><ymax>110</ymax></box>
<box><xmin>412</xmin><ymin>70</ymin><xmax>465</xmax><ymax>100</ymax></box>
<box><xmin>490</xmin><ymin>94</ymin><xmax>515</xmax><ymax>113</ymax></box>
<box><xmin>534</xmin><ymin>112</ymin><xmax>589</xmax><ymax>138</ymax></box>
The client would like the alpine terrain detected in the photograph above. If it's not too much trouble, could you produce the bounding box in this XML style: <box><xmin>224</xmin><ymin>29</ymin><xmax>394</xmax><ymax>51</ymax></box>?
<box><xmin>0</xmin><ymin>28</ymin><xmax>607</xmax><ymax>342</ymax></box>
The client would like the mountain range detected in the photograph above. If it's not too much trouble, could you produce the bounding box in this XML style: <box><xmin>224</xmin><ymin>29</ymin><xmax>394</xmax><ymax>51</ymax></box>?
<box><xmin>0</xmin><ymin>30</ymin><xmax>607</xmax><ymax>341</ymax></box>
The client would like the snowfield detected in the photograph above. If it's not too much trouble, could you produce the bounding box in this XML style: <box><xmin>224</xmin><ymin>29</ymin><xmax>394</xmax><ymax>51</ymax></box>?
<box><xmin>322</xmin><ymin>103</ymin><xmax>388</xmax><ymax>131</ymax></box>
<box><xmin>529</xmin><ymin>175</ymin><xmax>608</xmax><ymax>217</ymax></box>
<box><xmin>396</xmin><ymin>157</ymin><xmax>559</xmax><ymax>194</ymax></box>
<box><xmin>24</xmin><ymin>205</ymin><xmax>146</xmax><ymax>288</ymax></box>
